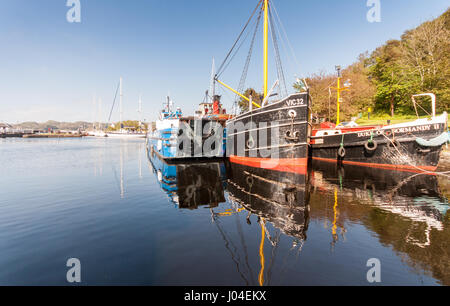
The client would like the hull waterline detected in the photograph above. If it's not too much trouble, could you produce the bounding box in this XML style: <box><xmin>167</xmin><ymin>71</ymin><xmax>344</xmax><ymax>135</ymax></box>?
<box><xmin>226</xmin><ymin>92</ymin><xmax>311</xmax><ymax>173</ymax></box>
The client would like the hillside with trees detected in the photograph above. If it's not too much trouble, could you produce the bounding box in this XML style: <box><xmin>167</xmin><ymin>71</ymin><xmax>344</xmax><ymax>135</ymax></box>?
<box><xmin>13</xmin><ymin>121</ymin><xmax>91</xmax><ymax>131</ymax></box>
<box><xmin>293</xmin><ymin>8</ymin><xmax>449</xmax><ymax>122</ymax></box>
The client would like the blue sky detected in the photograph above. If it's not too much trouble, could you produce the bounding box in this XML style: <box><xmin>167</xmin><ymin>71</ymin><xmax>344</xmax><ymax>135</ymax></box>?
<box><xmin>0</xmin><ymin>0</ymin><xmax>448</xmax><ymax>123</ymax></box>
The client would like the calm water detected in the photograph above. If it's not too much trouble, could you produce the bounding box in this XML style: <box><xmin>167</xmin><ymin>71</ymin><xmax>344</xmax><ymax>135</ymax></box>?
<box><xmin>0</xmin><ymin>138</ymin><xmax>449</xmax><ymax>286</ymax></box>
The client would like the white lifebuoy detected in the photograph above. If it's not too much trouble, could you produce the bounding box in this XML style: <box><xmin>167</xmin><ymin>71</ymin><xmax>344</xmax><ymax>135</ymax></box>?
<box><xmin>157</xmin><ymin>170</ymin><xmax>162</xmax><ymax>182</ymax></box>
<box><xmin>157</xmin><ymin>140</ymin><xmax>162</xmax><ymax>151</ymax></box>
<box><xmin>247</xmin><ymin>136</ymin><xmax>255</xmax><ymax>149</ymax></box>
<box><xmin>338</xmin><ymin>147</ymin><xmax>346</xmax><ymax>158</ymax></box>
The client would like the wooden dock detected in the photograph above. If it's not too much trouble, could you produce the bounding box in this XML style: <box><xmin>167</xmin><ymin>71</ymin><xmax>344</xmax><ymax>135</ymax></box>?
<box><xmin>22</xmin><ymin>134</ymin><xmax>83</xmax><ymax>139</ymax></box>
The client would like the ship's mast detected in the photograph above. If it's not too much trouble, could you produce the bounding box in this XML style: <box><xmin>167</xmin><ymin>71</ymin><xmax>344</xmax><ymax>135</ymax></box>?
<box><xmin>98</xmin><ymin>98</ymin><xmax>102</xmax><ymax>130</ymax></box>
<box><xmin>332</xmin><ymin>66</ymin><xmax>350</xmax><ymax>126</ymax></box>
<box><xmin>119</xmin><ymin>77</ymin><xmax>123</xmax><ymax>131</ymax></box>
<box><xmin>138</xmin><ymin>94</ymin><xmax>142</xmax><ymax>129</ymax></box>
<box><xmin>92</xmin><ymin>94</ymin><xmax>96</xmax><ymax>130</ymax></box>
<box><xmin>263</xmin><ymin>0</ymin><xmax>269</xmax><ymax>100</ymax></box>
<box><xmin>214</xmin><ymin>0</ymin><xmax>267</xmax><ymax>109</ymax></box>
<box><xmin>210</xmin><ymin>58</ymin><xmax>216</xmax><ymax>103</ymax></box>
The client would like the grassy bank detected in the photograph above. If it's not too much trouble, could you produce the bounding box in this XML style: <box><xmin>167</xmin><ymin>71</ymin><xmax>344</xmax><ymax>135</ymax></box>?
<box><xmin>355</xmin><ymin>113</ymin><xmax>449</xmax><ymax>126</ymax></box>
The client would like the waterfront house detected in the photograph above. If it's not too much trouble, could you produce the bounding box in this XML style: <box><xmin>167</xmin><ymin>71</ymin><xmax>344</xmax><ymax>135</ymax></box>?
<box><xmin>0</xmin><ymin>123</ymin><xmax>12</xmax><ymax>133</ymax></box>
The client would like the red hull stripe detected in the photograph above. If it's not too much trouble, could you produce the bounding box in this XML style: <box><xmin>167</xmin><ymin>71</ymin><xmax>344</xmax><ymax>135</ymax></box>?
<box><xmin>229</xmin><ymin>155</ymin><xmax>307</xmax><ymax>174</ymax></box>
<box><xmin>312</xmin><ymin>157</ymin><xmax>437</xmax><ymax>174</ymax></box>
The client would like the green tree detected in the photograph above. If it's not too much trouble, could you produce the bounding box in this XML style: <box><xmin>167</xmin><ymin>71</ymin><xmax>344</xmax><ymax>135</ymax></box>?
<box><xmin>107</xmin><ymin>120</ymin><xmax>147</xmax><ymax>132</ymax></box>
<box><xmin>293</xmin><ymin>54</ymin><xmax>375</xmax><ymax>122</ymax></box>
<box><xmin>369</xmin><ymin>40</ymin><xmax>418</xmax><ymax>116</ymax></box>
<box><xmin>400</xmin><ymin>10</ymin><xmax>450</xmax><ymax>113</ymax></box>
<box><xmin>295</xmin><ymin>8</ymin><xmax>450</xmax><ymax>120</ymax></box>
<box><xmin>238</xmin><ymin>88</ymin><xmax>263</xmax><ymax>113</ymax></box>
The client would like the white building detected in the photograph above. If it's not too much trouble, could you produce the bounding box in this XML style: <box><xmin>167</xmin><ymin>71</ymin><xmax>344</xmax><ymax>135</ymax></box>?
<box><xmin>0</xmin><ymin>123</ymin><xmax>12</xmax><ymax>133</ymax></box>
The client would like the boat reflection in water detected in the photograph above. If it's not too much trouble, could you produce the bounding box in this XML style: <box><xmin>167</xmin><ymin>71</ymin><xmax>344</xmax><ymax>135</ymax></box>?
<box><xmin>148</xmin><ymin>148</ymin><xmax>226</xmax><ymax>209</ymax></box>
<box><xmin>148</xmin><ymin>148</ymin><xmax>310</xmax><ymax>286</ymax></box>
<box><xmin>147</xmin><ymin>147</ymin><xmax>449</xmax><ymax>285</ymax></box>
<box><xmin>311</xmin><ymin>160</ymin><xmax>448</xmax><ymax>237</ymax></box>
<box><xmin>223</xmin><ymin>163</ymin><xmax>310</xmax><ymax>286</ymax></box>
<box><xmin>311</xmin><ymin>159</ymin><xmax>450</xmax><ymax>284</ymax></box>
<box><xmin>225</xmin><ymin>162</ymin><xmax>310</xmax><ymax>242</ymax></box>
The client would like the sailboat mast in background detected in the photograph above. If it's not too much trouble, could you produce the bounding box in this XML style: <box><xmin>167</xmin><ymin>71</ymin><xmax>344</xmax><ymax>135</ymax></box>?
<box><xmin>92</xmin><ymin>94</ymin><xmax>97</xmax><ymax>131</ymax></box>
<box><xmin>105</xmin><ymin>76</ymin><xmax>146</xmax><ymax>138</ymax></box>
<box><xmin>119</xmin><ymin>77</ymin><xmax>123</xmax><ymax>132</ymax></box>
<box><xmin>138</xmin><ymin>94</ymin><xmax>142</xmax><ymax>129</ymax></box>
<box><xmin>98</xmin><ymin>98</ymin><xmax>102</xmax><ymax>130</ymax></box>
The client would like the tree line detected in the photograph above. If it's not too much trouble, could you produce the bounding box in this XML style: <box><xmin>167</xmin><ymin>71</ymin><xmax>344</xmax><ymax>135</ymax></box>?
<box><xmin>239</xmin><ymin>8</ymin><xmax>449</xmax><ymax>121</ymax></box>
<box><xmin>298</xmin><ymin>8</ymin><xmax>449</xmax><ymax>121</ymax></box>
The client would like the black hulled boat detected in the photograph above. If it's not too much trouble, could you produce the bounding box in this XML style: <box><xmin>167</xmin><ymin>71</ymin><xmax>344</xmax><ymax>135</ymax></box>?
<box><xmin>213</xmin><ymin>0</ymin><xmax>311</xmax><ymax>175</ymax></box>
<box><xmin>226</xmin><ymin>93</ymin><xmax>310</xmax><ymax>174</ymax></box>
<box><xmin>310</xmin><ymin>93</ymin><xmax>448</xmax><ymax>172</ymax></box>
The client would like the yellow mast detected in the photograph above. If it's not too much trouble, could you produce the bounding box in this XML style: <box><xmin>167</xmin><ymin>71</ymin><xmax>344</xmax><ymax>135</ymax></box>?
<box><xmin>215</xmin><ymin>0</ymin><xmax>267</xmax><ymax>109</ymax></box>
<box><xmin>336</xmin><ymin>76</ymin><xmax>341</xmax><ymax>125</ymax></box>
<box><xmin>263</xmin><ymin>0</ymin><xmax>269</xmax><ymax>99</ymax></box>
<box><xmin>331</xmin><ymin>66</ymin><xmax>350</xmax><ymax>126</ymax></box>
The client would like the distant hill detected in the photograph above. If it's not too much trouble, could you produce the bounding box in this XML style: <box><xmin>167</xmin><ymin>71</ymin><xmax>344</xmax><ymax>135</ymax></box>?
<box><xmin>13</xmin><ymin>121</ymin><xmax>93</xmax><ymax>131</ymax></box>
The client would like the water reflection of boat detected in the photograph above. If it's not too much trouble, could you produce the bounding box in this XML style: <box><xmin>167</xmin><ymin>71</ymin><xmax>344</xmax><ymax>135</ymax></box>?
<box><xmin>219</xmin><ymin>162</ymin><xmax>310</xmax><ymax>286</ymax></box>
<box><xmin>147</xmin><ymin>148</ymin><xmax>226</xmax><ymax>209</ymax></box>
<box><xmin>226</xmin><ymin>162</ymin><xmax>310</xmax><ymax>242</ymax></box>
<box><xmin>310</xmin><ymin>160</ymin><xmax>450</xmax><ymax>285</ymax></box>
<box><xmin>311</xmin><ymin>159</ymin><xmax>449</xmax><ymax>244</ymax></box>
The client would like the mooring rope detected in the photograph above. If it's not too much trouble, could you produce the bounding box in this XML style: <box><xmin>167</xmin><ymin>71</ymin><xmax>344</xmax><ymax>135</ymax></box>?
<box><xmin>381</xmin><ymin>133</ymin><xmax>450</xmax><ymax>178</ymax></box>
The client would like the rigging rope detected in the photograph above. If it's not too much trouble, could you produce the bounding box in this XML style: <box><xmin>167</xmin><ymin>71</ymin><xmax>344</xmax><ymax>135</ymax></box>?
<box><xmin>216</xmin><ymin>0</ymin><xmax>263</xmax><ymax>77</ymax></box>
<box><xmin>235</xmin><ymin>8</ymin><xmax>263</xmax><ymax>104</ymax></box>
<box><xmin>217</xmin><ymin>0</ymin><xmax>301</xmax><ymax>110</ymax></box>
<box><xmin>107</xmin><ymin>81</ymin><xmax>120</xmax><ymax>125</ymax></box>
<box><xmin>219</xmin><ymin>13</ymin><xmax>260</xmax><ymax>81</ymax></box>
<box><xmin>268</xmin><ymin>5</ymin><xmax>288</xmax><ymax>98</ymax></box>
<box><xmin>271</xmin><ymin>0</ymin><xmax>304</xmax><ymax>79</ymax></box>
<box><xmin>414</xmin><ymin>101</ymin><xmax>432</xmax><ymax>118</ymax></box>
<box><xmin>381</xmin><ymin>133</ymin><xmax>450</xmax><ymax>178</ymax></box>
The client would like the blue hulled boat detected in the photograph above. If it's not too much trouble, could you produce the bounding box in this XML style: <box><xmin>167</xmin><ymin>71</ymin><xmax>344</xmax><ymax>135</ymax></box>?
<box><xmin>147</xmin><ymin>96</ymin><xmax>229</xmax><ymax>162</ymax></box>
<box><xmin>147</xmin><ymin>96</ymin><xmax>183</xmax><ymax>160</ymax></box>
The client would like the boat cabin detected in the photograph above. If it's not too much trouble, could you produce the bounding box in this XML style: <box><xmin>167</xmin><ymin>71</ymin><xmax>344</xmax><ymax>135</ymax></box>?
<box><xmin>161</xmin><ymin>107</ymin><xmax>182</xmax><ymax>120</ymax></box>
<box><xmin>196</xmin><ymin>95</ymin><xmax>227</xmax><ymax>118</ymax></box>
